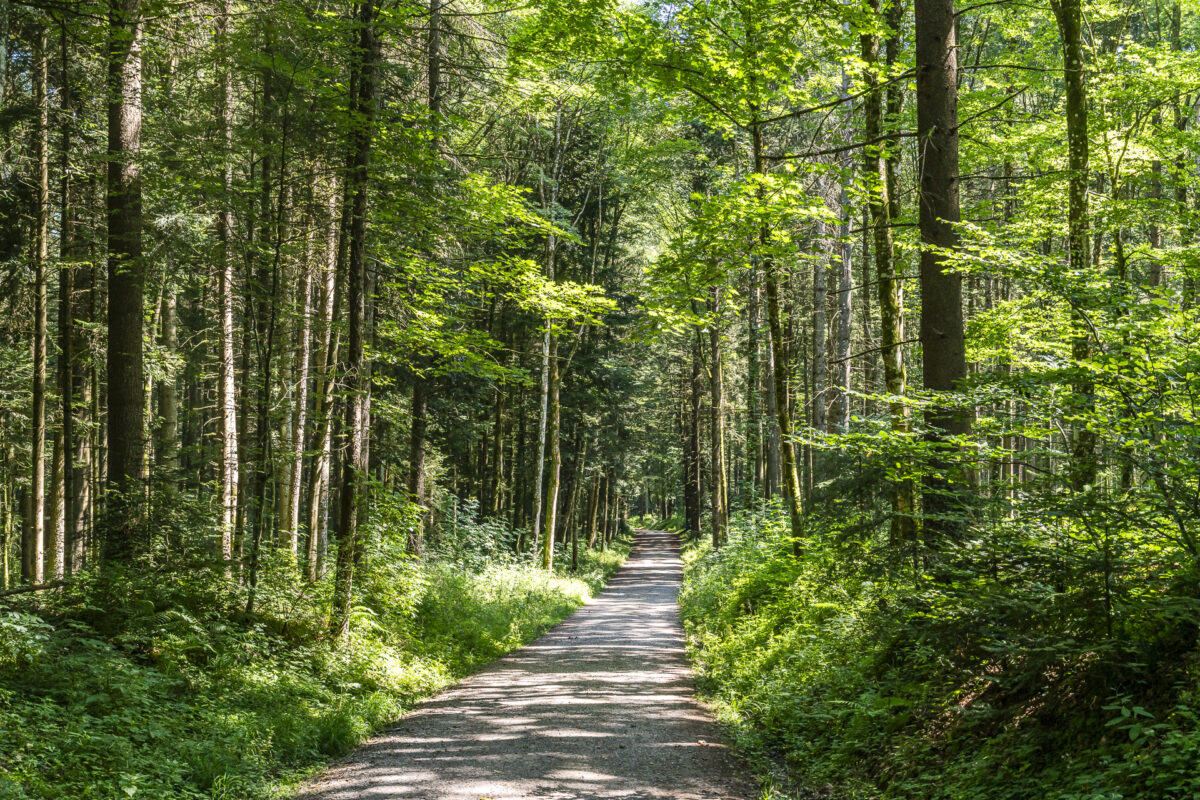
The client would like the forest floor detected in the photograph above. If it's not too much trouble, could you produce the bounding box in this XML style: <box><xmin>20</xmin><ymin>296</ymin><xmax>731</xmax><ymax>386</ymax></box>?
<box><xmin>293</xmin><ymin>530</ymin><xmax>754</xmax><ymax>800</ymax></box>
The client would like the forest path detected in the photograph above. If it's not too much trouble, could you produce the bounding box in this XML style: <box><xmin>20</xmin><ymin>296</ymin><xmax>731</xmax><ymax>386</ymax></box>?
<box><xmin>294</xmin><ymin>529</ymin><xmax>754</xmax><ymax>800</ymax></box>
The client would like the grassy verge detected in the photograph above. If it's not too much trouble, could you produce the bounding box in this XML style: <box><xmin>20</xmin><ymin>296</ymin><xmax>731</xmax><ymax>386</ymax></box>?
<box><xmin>0</xmin><ymin>539</ymin><xmax>629</xmax><ymax>800</ymax></box>
<box><xmin>679</xmin><ymin>506</ymin><xmax>1200</xmax><ymax>800</ymax></box>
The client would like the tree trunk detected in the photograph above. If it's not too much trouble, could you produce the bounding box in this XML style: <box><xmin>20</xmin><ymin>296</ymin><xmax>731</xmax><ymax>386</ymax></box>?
<box><xmin>755</xmin><ymin>121</ymin><xmax>804</xmax><ymax>553</ymax></box>
<box><xmin>915</xmin><ymin>0</ymin><xmax>969</xmax><ymax>536</ymax></box>
<box><xmin>285</xmin><ymin>260</ymin><xmax>313</xmax><ymax>557</ymax></box>
<box><xmin>154</xmin><ymin>291</ymin><xmax>178</xmax><ymax>481</ymax></box>
<box><xmin>331</xmin><ymin>0</ymin><xmax>378</xmax><ymax>637</ymax></box>
<box><xmin>685</xmin><ymin>339</ymin><xmax>702</xmax><ymax>535</ymax></box>
<box><xmin>48</xmin><ymin>429</ymin><xmax>64</xmax><ymax>580</ymax></box>
<box><xmin>308</xmin><ymin>185</ymin><xmax>343</xmax><ymax>580</ymax></box>
<box><xmin>408</xmin><ymin>378</ymin><xmax>427</xmax><ymax>553</ymax></box>
<box><xmin>863</xmin><ymin>0</ymin><xmax>917</xmax><ymax>545</ymax></box>
<box><xmin>105</xmin><ymin>0</ymin><xmax>146</xmax><ymax>558</ymax></box>
<box><xmin>747</xmin><ymin>268</ymin><xmax>764</xmax><ymax>500</ymax></box>
<box><xmin>30</xmin><ymin>28</ymin><xmax>49</xmax><ymax>582</ymax></box>
<box><xmin>835</xmin><ymin>190</ymin><xmax>853</xmax><ymax>434</ymax></box>
<box><xmin>1052</xmin><ymin>0</ymin><xmax>1095</xmax><ymax>491</ymax></box>
<box><xmin>59</xmin><ymin>19</ymin><xmax>83</xmax><ymax>575</ymax></box>
<box><xmin>569</xmin><ymin>435</ymin><xmax>587</xmax><ymax>570</ymax></box>
<box><xmin>709</xmin><ymin>288</ymin><xmax>726</xmax><ymax>547</ymax></box>
<box><xmin>541</xmin><ymin>332</ymin><xmax>561</xmax><ymax>569</ymax></box>
<box><xmin>586</xmin><ymin>473</ymin><xmax>599</xmax><ymax>549</ymax></box>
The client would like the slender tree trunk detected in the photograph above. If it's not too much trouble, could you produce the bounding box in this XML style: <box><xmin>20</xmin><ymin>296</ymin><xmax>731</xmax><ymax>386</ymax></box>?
<box><xmin>541</xmin><ymin>332</ymin><xmax>561</xmax><ymax>569</ymax></box>
<box><xmin>586</xmin><ymin>473</ymin><xmax>599</xmax><ymax>548</ymax></box>
<box><xmin>407</xmin><ymin>378</ymin><xmax>427</xmax><ymax>553</ymax></box>
<box><xmin>30</xmin><ymin>28</ymin><xmax>49</xmax><ymax>582</ymax></box>
<box><xmin>154</xmin><ymin>292</ymin><xmax>178</xmax><ymax>481</ymax></box>
<box><xmin>863</xmin><ymin>0</ymin><xmax>917</xmax><ymax>545</ymax></box>
<box><xmin>685</xmin><ymin>340</ymin><xmax>702</xmax><ymax>535</ymax></box>
<box><xmin>308</xmin><ymin>185</ymin><xmax>344</xmax><ymax>579</ymax></box>
<box><xmin>331</xmin><ymin>0</ymin><xmax>378</xmax><ymax>637</ymax></box>
<box><xmin>835</xmin><ymin>190</ymin><xmax>853</xmax><ymax>434</ymax></box>
<box><xmin>710</xmin><ymin>288</ymin><xmax>726</xmax><ymax>547</ymax></box>
<box><xmin>915</xmin><ymin>0</ymin><xmax>969</xmax><ymax>537</ymax></box>
<box><xmin>569</xmin><ymin>436</ymin><xmax>587</xmax><ymax>569</ymax></box>
<box><xmin>489</xmin><ymin>385</ymin><xmax>506</xmax><ymax>516</ymax></box>
<box><xmin>754</xmin><ymin>121</ymin><xmax>804</xmax><ymax>553</ymax></box>
<box><xmin>1051</xmin><ymin>0</ymin><xmax>1095</xmax><ymax>491</ymax></box>
<box><xmin>215</xmin><ymin>0</ymin><xmax>237</xmax><ymax>573</ymax></box>
<box><xmin>48</xmin><ymin>429</ymin><xmax>64</xmax><ymax>579</ymax></box>
<box><xmin>747</xmin><ymin>269</ymin><xmax>764</xmax><ymax>500</ymax></box>
<box><xmin>59</xmin><ymin>19</ymin><xmax>83</xmax><ymax>574</ymax></box>
<box><xmin>285</xmin><ymin>260</ymin><xmax>313</xmax><ymax>557</ymax></box>
<box><xmin>812</xmin><ymin>222</ymin><xmax>828</xmax><ymax>443</ymax></box>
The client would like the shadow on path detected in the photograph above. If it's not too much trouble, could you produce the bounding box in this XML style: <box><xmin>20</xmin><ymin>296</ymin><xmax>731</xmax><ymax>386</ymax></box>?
<box><xmin>294</xmin><ymin>530</ymin><xmax>754</xmax><ymax>800</ymax></box>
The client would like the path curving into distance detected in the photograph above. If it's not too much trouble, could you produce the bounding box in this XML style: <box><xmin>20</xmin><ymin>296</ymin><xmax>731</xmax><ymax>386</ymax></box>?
<box><xmin>295</xmin><ymin>529</ymin><xmax>754</xmax><ymax>800</ymax></box>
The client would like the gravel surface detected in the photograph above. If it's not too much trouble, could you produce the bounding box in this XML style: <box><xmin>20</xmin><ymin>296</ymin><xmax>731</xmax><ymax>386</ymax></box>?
<box><xmin>294</xmin><ymin>529</ymin><xmax>755</xmax><ymax>800</ymax></box>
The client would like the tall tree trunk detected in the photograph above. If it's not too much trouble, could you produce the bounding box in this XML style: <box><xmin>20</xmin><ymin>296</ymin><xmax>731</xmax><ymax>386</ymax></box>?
<box><xmin>1051</xmin><ymin>0</ymin><xmax>1094</xmax><ymax>491</ymax></box>
<box><xmin>685</xmin><ymin>339</ymin><xmax>702</xmax><ymax>535</ymax></box>
<box><xmin>30</xmin><ymin>28</ymin><xmax>49</xmax><ymax>582</ymax></box>
<box><xmin>747</xmin><ymin>268</ymin><xmax>764</xmax><ymax>500</ymax></box>
<box><xmin>489</xmin><ymin>384</ymin><xmax>505</xmax><ymax>516</ymax></box>
<box><xmin>709</xmin><ymin>288</ymin><xmax>726</xmax><ymax>547</ymax></box>
<box><xmin>285</xmin><ymin>259</ymin><xmax>313</xmax><ymax>557</ymax></box>
<box><xmin>754</xmin><ymin>121</ymin><xmax>805</xmax><ymax>554</ymax></box>
<box><xmin>835</xmin><ymin>190</ymin><xmax>853</xmax><ymax>434</ymax></box>
<box><xmin>541</xmin><ymin>332</ymin><xmax>561</xmax><ymax>569</ymax></box>
<box><xmin>48</xmin><ymin>429</ymin><xmax>64</xmax><ymax>579</ymax></box>
<box><xmin>915</xmin><ymin>0</ymin><xmax>969</xmax><ymax>537</ymax></box>
<box><xmin>863</xmin><ymin>0</ymin><xmax>917</xmax><ymax>545</ymax></box>
<box><xmin>331</xmin><ymin>0</ymin><xmax>378</xmax><ymax>637</ymax></box>
<box><xmin>105</xmin><ymin>0</ymin><xmax>145</xmax><ymax>558</ymax></box>
<box><xmin>812</xmin><ymin>223</ymin><xmax>828</xmax><ymax>441</ymax></box>
<box><xmin>59</xmin><ymin>18</ymin><xmax>83</xmax><ymax>575</ymax></box>
<box><xmin>568</xmin><ymin>434</ymin><xmax>586</xmax><ymax>570</ymax></box>
<box><xmin>216</xmin><ymin>0</ymin><xmax>237</xmax><ymax>573</ymax></box>
<box><xmin>154</xmin><ymin>292</ymin><xmax>178</xmax><ymax>481</ymax></box>
<box><xmin>308</xmin><ymin>184</ymin><xmax>344</xmax><ymax>579</ymax></box>
<box><xmin>407</xmin><ymin>378</ymin><xmax>427</xmax><ymax>553</ymax></box>
<box><xmin>586</xmin><ymin>472</ymin><xmax>599</xmax><ymax>548</ymax></box>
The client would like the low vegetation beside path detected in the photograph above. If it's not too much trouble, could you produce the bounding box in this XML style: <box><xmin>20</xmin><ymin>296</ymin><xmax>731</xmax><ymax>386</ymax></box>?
<box><xmin>0</xmin><ymin>504</ymin><xmax>629</xmax><ymax>800</ymax></box>
<box><xmin>680</xmin><ymin>505</ymin><xmax>1200</xmax><ymax>800</ymax></box>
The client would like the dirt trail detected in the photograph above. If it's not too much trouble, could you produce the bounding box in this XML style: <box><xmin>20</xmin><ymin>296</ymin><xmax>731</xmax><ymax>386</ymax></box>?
<box><xmin>295</xmin><ymin>529</ymin><xmax>754</xmax><ymax>800</ymax></box>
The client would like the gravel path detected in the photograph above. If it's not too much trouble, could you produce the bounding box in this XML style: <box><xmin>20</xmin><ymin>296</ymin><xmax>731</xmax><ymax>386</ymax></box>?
<box><xmin>294</xmin><ymin>529</ymin><xmax>755</xmax><ymax>800</ymax></box>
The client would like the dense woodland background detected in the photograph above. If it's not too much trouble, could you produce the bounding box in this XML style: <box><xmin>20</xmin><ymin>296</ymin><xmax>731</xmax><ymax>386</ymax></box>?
<box><xmin>1</xmin><ymin>0</ymin><xmax>1199</xmax><ymax>797</ymax></box>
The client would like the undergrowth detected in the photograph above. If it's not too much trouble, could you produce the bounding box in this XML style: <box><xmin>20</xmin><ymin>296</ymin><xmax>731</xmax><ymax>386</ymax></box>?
<box><xmin>680</xmin><ymin>502</ymin><xmax>1200</xmax><ymax>800</ymax></box>
<box><xmin>0</xmin><ymin>497</ymin><xmax>629</xmax><ymax>800</ymax></box>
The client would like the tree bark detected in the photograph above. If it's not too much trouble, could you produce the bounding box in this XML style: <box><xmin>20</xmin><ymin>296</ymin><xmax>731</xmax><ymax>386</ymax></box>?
<box><xmin>154</xmin><ymin>291</ymin><xmax>178</xmax><ymax>481</ymax></box>
<box><xmin>835</xmin><ymin>190</ymin><xmax>853</xmax><ymax>434</ymax></box>
<box><xmin>685</xmin><ymin>339</ymin><xmax>702</xmax><ymax>535</ymax></box>
<box><xmin>863</xmin><ymin>0</ymin><xmax>917</xmax><ymax>545</ymax></box>
<box><xmin>709</xmin><ymin>288</ymin><xmax>726</xmax><ymax>547</ymax></box>
<box><xmin>285</xmin><ymin>259</ymin><xmax>313</xmax><ymax>557</ymax></box>
<box><xmin>915</xmin><ymin>0</ymin><xmax>969</xmax><ymax>536</ymax></box>
<box><xmin>59</xmin><ymin>19</ymin><xmax>84</xmax><ymax>575</ymax></box>
<box><xmin>754</xmin><ymin>120</ymin><xmax>805</xmax><ymax>554</ymax></box>
<box><xmin>105</xmin><ymin>0</ymin><xmax>146</xmax><ymax>558</ymax></box>
<box><xmin>408</xmin><ymin>378</ymin><xmax>427</xmax><ymax>553</ymax></box>
<box><xmin>30</xmin><ymin>28</ymin><xmax>49</xmax><ymax>582</ymax></box>
<box><xmin>331</xmin><ymin>0</ymin><xmax>378</xmax><ymax>637</ymax></box>
<box><xmin>541</xmin><ymin>332</ymin><xmax>561</xmax><ymax>569</ymax></box>
<box><xmin>1051</xmin><ymin>0</ymin><xmax>1095</xmax><ymax>491</ymax></box>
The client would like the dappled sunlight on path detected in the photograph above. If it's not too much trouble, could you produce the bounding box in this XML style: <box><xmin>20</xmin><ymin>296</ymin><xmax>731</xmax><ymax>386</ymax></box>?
<box><xmin>295</xmin><ymin>530</ymin><xmax>753</xmax><ymax>800</ymax></box>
